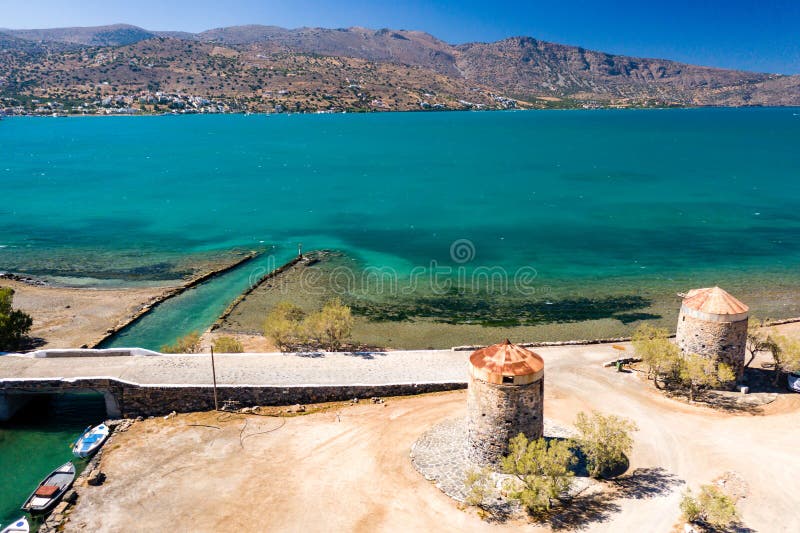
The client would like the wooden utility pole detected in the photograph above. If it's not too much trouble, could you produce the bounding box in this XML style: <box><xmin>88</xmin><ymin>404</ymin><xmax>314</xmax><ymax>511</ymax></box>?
<box><xmin>211</xmin><ymin>346</ymin><xmax>219</xmax><ymax>411</ymax></box>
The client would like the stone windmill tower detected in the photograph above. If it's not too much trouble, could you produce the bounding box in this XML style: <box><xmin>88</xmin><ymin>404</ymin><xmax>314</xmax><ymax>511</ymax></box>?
<box><xmin>466</xmin><ymin>340</ymin><xmax>544</xmax><ymax>465</ymax></box>
<box><xmin>675</xmin><ymin>286</ymin><xmax>749</xmax><ymax>380</ymax></box>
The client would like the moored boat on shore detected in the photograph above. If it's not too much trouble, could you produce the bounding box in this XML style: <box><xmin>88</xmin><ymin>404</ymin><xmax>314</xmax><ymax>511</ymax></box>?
<box><xmin>21</xmin><ymin>462</ymin><xmax>75</xmax><ymax>514</ymax></box>
<box><xmin>72</xmin><ymin>423</ymin><xmax>110</xmax><ymax>458</ymax></box>
<box><xmin>0</xmin><ymin>517</ymin><xmax>29</xmax><ymax>533</ymax></box>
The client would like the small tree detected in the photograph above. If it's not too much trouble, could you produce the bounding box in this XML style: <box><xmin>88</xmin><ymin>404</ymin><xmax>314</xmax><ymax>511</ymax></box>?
<box><xmin>679</xmin><ymin>353</ymin><xmax>735</xmax><ymax>402</ymax></box>
<box><xmin>574</xmin><ymin>410</ymin><xmax>638</xmax><ymax>478</ymax></box>
<box><xmin>632</xmin><ymin>324</ymin><xmax>681</xmax><ymax>388</ymax></box>
<box><xmin>161</xmin><ymin>331</ymin><xmax>202</xmax><ymax>354</ymax></box>
<box><xmin>463</xmin><ymin>467</ymin><xmax>492</xmax><ymax>508</ymax></box>
<box><xmin>745</xmin><ymin>317</ymin><xmax>771</xmax><ymax>368</ymax></box>
<box><xmin>213</xmin><ymin>335</ymin><xmax>243</xmax><ymax>353</ymax></box>
<box><xmin>0</xmin><ymin>287</ymin><xmax>33</xmax><ymax>352</ymax></box>
<box><xmin>681</xmin><ymin>484</ymin><xmax>738</xmax><ymax>528</ymax></box>
<box><xmin>768</xmin><ymin>334</ymin><xmax>800</xmax><ymax>385</ymax></box>
<box><xmin>304</xmin><ymin>298</ymin><xmax>353</xmax><ymax>351</ymax></box>
<box><xmin>500</xmin><ymin>433</ymin><xmax>576</xmax><ymax>516</ymax></box>
<box><xmin>264</xmin><ymin>302</ymin><xmax>306</xmax><ymax>351</ymax></box>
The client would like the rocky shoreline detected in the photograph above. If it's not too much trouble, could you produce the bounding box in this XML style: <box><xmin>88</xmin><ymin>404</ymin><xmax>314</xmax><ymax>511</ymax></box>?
<box><xmin>0</xmin><ymin>272</ymin><xmax>48</xmax><ymax>287</ymax></box>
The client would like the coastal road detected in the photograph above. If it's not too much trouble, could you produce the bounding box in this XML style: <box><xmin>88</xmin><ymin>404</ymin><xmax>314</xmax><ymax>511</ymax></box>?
<box><xmin>0</xmin><ymin>349</ymin><xmax>475</xmax><ymax>386</ymax></box>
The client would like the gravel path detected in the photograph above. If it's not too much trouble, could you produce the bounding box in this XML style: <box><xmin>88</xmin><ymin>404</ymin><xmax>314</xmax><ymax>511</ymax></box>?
<box><xmin>410</xmin><ymin>417</ymin><xmax>577</xmax><ymax>507</ymax></box>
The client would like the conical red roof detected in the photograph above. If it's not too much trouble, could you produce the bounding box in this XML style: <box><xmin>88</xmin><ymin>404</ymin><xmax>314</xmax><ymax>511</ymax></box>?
<box><xmin>682</xmin><ymin>286</ymin><xmax>749</xmax><ymax>316</ymax></box>
<box><xmin>469</xmin><ymin>339</ymin><xmax>544</xmax><ymax>377</ymax></box>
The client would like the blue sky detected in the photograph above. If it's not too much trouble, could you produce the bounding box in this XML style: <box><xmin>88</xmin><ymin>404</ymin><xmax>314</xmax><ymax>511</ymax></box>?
<box><xmin>1</xmin><ymin>0</ymin><xmax>798</xmax><ymax>74</ymax></box>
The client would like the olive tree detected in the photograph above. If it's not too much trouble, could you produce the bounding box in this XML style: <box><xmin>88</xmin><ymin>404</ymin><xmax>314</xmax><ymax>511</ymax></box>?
<box><xmin>679</xmin><ymin>353</ymin><xmax>736</xmax><ymax>402</ymax></box>
<box><xmin>768</xmin><ymin>334</ymin><xmax>800</xmax><ymax>385</ymax></box>
<box><xmin>500</xmin><ymin>433</ymin><xmax>576</xmax><ymax>516</ymax></box>
<box><xmin>745</xmin><ymin>317</ymin><xmax>771</xmax><ymax>368</ymax></box>
<box><xmin>304</xmin><ymin>298</ymin><xmax>353</xmax><ymax>351</ymax></box>
<box><xmin>264</xmin><ymin>302</ymin><xmax>306</xmax><ymax>351</ymax></box>
<box><xmin>574</xmin><ymin>410</ymin><xmax>638</xmax><ymax>478</ymax></box>
<box><xmin>632</xmin><ymin>324</ymin><xmax>681</xmax><ymax>388</ymax></box>
<box><xmin>0</xmin><ymin>287</ymin><xmax>33</xmax><ymax>352</ymax></box>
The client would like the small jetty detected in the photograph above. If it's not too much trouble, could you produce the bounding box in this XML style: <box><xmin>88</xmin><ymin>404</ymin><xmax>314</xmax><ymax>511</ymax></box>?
<box><xmin>209</xmin><ymin>252</ymin><xmax>313</xmax><ymax>331</ymax></box>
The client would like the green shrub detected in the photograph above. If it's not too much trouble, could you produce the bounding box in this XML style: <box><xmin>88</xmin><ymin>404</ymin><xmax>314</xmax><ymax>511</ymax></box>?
<box><xmin>574</xmin><ymin>410</ymin><xmax>637</xmax><ymax>478</ymax></box>
<box><xmin>264</xmin><ymin>302</ymin><xmax>306</xmax><ymax>351</ymax></box>
<box><xmin>0</xmin><ymin>287</ymin><xmax>33</xmax><ymax>352</ymax></box>
<box><xmin>679</xmin><ymin>488</ymin><xmax>702</xmax><ymax>523</ymax></box>
<box><xmin>632</xmin><ymin>324</ymin><xmax>681</xmax><ymax>388</ymax></box>
<box><xmin>463</xmin><ymin>467</ymin><xmax>492</xmax><ymax>508</ymax></box>
<box><xmin>264</xmin><ymin>299</ymin><xmax>354</xmax><ymax>352</ymax></box>
<box><xmin>213</xmin><ymin>335</ymin><xmax>243</xmax><ymax>353</ymax></box>
<box><xmin>304</xmin><ymin>298</ymin><xmax>353</xmax><ymax>351</ymax></box>
<box><xmin>500</xmin><ymin>433</ymin><xmax>576</xmax><ymax>516</ymax></box>
<box><xmin>681</xmin><ymin>484</ymin><xmax>738</xmax><ymax>528</ymax></box>
<box><xmin>161</xmin><ymin>331</ymin><xmax>202</xmax><ymax>354</ymax></box>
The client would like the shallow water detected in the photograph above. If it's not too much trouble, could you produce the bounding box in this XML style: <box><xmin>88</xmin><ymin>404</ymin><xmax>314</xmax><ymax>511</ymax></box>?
<box><xmin>0</xmin><ymin>393</ymin><xmax>106</xmax><ymax>528</ymax></box>
<box><xmin>2</xmin><ymin>109</ymin><xmax>799</xmax><ymax>347</ymax></box>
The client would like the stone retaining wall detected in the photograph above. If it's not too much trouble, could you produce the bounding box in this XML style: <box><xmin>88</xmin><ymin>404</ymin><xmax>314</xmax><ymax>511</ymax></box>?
<box><xmin>0</xmin><ymin>378</ymin><xmax>466</xmax><ymax>418</ymax></box>
<box><xmin>118</xmin><ymin>382</ymin><xmax>466</xmax><ymax>417</ymax></box>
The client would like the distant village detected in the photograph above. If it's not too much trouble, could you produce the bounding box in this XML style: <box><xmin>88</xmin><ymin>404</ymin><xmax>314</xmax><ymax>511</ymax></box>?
<box><xmin>0</xmin><ymin>91</ymin><xmax>687</xmax><ymax>117</ymax></box>
<box><xmin>1</xmin><ymin>92</ymin><xmax>243</xmax><ymax>116</ymax></box>
<box><xmin>0</xmin><ymin>93</ymin><xmax>511</xmax><ymax>116</ymax></box>
<box><xmin>0</xmin><ymin>86</ymin><xmax>609</xmax><ymax>117</ymax></box>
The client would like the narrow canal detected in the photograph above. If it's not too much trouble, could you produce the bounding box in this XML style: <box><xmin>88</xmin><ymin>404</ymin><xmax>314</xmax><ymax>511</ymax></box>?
<box><xmin>101</xmin><ymin>249</ymin><xmax>296</xmax><ymax>351</ymax></box>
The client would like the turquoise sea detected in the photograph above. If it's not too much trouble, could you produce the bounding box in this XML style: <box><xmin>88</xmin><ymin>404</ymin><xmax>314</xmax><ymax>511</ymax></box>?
<box><xmin>3</xmin><ymin>108</ymin><xmax>799</xmax><ymax>526</ymax></box>
<box><xmin>1</xmin><ymin>109</ymin><xmax>800</xmax><ymax>348</ymax></box>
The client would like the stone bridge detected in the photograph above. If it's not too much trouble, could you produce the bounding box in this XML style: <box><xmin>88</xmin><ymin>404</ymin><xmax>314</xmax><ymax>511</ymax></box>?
<box><xmin>0</xmin><ymin>348</ymin><xmax>469</xmax><ymax>420</ymax></box>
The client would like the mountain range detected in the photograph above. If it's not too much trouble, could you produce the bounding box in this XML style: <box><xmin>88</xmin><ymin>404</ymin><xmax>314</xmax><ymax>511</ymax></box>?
<box><xmin>1</xmin><ymin>23</ymin><xmax>798</xmax><ymax>114</ymax></box>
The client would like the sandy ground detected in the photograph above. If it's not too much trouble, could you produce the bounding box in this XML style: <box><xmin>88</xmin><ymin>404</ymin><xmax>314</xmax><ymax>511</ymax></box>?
<box><xmin>0</xmin><ymin>280</ymin><xmax>169</xmax><ymax>349</ymax></box>
<box><xmin>65</xmin><ymin>343</ymin><xmax>800</xmax><ymax>532</ymax></box>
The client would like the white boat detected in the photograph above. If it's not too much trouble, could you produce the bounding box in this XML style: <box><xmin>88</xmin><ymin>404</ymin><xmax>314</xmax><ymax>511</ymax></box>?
<box><xmin>73</xmin><ymin>423</ymin><xmax>110</xmax><ymax>458</ymax></box>
<box><xmin>788</xmin><ymin>372</ymin><xmax>800</xmax><ymax>393</ymax></box>
<box><xmin>22</xmin><ymin>462</ymin><xmax>75</xmax><ymax>514</ymax></box>
<box><xmin>0</xmin><ymin>517</ymin><xmax>29</xmax><ymax>533</ymax></box>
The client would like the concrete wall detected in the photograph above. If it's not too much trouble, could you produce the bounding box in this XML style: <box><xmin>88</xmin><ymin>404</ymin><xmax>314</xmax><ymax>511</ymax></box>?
<box><xmin>26</xmin><ymin>348</ymin><xmax>162</xmax><ymax>358</ymax></box>
<box><xmin>465</xmin><ymin>372</ymin><xmax>543</xmax><ymax>465</ymax></box>
<box><xmin>0</xmin><ymin>378</ymin><xmax>466</xmax><ymax>419</ymax></box>
<box><xmin>675</xmin><ymin>311</ymin><xmax>748</xmax><ymax>380</ymax></box>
